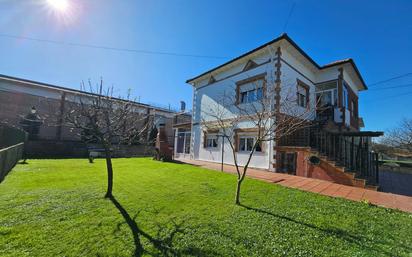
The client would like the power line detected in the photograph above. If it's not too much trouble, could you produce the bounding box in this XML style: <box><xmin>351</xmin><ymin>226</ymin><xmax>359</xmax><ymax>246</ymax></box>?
<box><xmin>368</xmin><ymin>83</ymin><xmax>412</xmax><ymax>91</ymax></box>
<box><xmin>283</xmin><ymin>2</ymin><xmax>296</xmax><ymax>32</ymax></box>
<box><xmin>0</xmin><ymin>33</ymin><xmax>229</xmax><ymax>60</ymax></box>
<box><xmin>365</xmin><ymin>90</ymin><xmax>412</xmax><ymax>103</ymax></box>
<box><xmin>368</xmin><ymin>72</ymin><xmax>412</xmax><ymax>87</ymax></box>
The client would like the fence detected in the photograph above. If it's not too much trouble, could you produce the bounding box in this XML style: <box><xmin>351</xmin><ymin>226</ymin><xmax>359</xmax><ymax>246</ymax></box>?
<box><xmin>0</xmin><ymin>125</ymin><xmax>27</xmax><ymax>182</ymax></box>
<box><xmin>279</xmin><ymin>126</ymin><xmax>382</xmax><ymax>185</ymax></box>
<box><xmin>0</xmin><ymin>142</ymin><xmax>24</xmax><ymax>182</ymax></box>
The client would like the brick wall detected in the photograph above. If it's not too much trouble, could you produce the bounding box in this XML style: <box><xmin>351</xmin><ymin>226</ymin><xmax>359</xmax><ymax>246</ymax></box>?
<box><xmin>0</xmin><ymin>90</ymin><xmax>79</xmax><ymax>141</ymax></box>
<box><xmin>0</xmin><ymin>82</ymin><xmax>176</xmax><ymax>158</ymax></box>
<box><xmin>277</xmin><ymin>147</ymin><xmax>361</xmax><ymax>187</ymax></box>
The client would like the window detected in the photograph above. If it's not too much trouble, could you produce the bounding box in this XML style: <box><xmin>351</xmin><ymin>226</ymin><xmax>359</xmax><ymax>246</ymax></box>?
<box><xmin>316</xmin><ymin>89</ymin><xmax>338</xmax><ymax>107</ymax></box>
<box><xmin>343</xmin><ymin>83</ymin><xmax>349</xmax><ymax>109</ymax></box>
<box><xmin>297</xmin><ymin>82</ymin><xmax>309</xmax><ymax>108</ymax></box>
<box><xmin>277</xmin><ymin>152</ymin><xmax>297</xmax><ymax>174</ymax></box>
<box><xmin>206</xmin><ymin>135</ymin><xmax>218</xmax><ymax>148</ymax></box>
<box><xmin>315</xmin><ymin>81</ymin><xmax>338</xmax><ymax>108</ymax></box>
<box><xmin>351</xmin><ymin>100</ymin><xmax>357</xmax><ymax>117</ymax></box>
<box><xmin>238</xmin><ymin>136</ymin><xmax>262</xmax><ymax>152</ymax></box>
<box><xmin>238</xmin><ymin>79</ymin><xmax>264</xmax><ymax>104</ymax></box>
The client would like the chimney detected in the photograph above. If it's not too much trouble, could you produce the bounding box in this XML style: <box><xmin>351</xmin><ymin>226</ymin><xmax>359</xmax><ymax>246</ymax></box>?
<box><xmin>180</xmin><ymin>101</ymin><xmax>186</xmax><ymax>112</ymax></box>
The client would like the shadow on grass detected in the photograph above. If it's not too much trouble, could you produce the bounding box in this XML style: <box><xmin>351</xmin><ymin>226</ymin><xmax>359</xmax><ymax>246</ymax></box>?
<box><xmin>239</xmin><ymin>204</ymin><xmax>410</xmax><ymax>256</ymax></box>
<box><xmin>108</xmin><ymin>196</ymin><xmax>219</xmax><ymax>257</ymax></box>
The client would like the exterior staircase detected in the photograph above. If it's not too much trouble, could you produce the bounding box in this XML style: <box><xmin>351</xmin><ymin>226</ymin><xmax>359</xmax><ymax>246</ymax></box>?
<box><xmin>277</xmin><ymin>126</ymin><xmax>382</xmax><ymax>190</ymax></box>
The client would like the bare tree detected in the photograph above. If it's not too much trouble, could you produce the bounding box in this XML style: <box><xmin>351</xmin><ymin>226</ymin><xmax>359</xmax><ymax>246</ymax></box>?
<box><xmin>202</xmin><ymin>78</ymin><xmax>316</xmax><ymax>205</ymax></box>
<box><xmin>382</xmin><ymin>118</ymin><xmax>412</xmax><ymax>152</ymax></box>
<box><xmin>65</xmin><ymin>79</ymin><xmax>152</xmax><ymax>198</ymax></box>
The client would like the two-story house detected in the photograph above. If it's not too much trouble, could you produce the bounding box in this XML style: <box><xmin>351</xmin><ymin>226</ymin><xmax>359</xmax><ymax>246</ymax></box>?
<box><xmin>176</xmin><ymin>33</ymin><xmax>382</xmax><ymax>189</ymax></box>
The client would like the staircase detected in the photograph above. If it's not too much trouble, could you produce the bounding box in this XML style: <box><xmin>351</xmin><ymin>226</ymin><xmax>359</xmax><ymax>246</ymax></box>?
<box><xmin>311</xmin><ymin>148</ymin><xmax>378</xmax><ymax>190</ymax></box>
<box><xmin>278</xmin><ymin>126</ymin><xmax>382</xmax><ymax>189</ymax></box>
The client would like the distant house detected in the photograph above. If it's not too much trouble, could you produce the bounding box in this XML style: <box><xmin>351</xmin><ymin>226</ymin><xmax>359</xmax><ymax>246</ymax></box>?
<box><xmin>176</xmin><ymin>33</ymin><xmax>383</xmax><ymax>189</ymax></box>
<box><xmin>0</xmin><ymin>74</ymin><xmax>176</xmax><ymax>157</ymax></box>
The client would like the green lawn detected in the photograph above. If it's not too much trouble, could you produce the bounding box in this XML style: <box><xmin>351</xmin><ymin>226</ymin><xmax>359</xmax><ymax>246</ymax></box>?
<box><xmin>0</xmin><ymin>158</ymin><xmax>411</xmax><ymax>257</ymax></box>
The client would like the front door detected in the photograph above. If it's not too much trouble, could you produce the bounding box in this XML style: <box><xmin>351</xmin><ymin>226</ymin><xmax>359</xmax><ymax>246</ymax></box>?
<box><xmin>176</xmin><ymin>131</ymin><xmax>191</xmax><ymax>159</ymax></box>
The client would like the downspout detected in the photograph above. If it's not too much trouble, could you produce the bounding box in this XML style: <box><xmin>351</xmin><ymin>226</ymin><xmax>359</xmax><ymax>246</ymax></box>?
<box><xmin>337</xmin><ymin>68</ymin><xmax>344</xmax><ymax>131</ymax></box>
<box><xmin>190</xmin><ymin>83</ymin><xmax>196</xmax><ymax>160</ymax></box>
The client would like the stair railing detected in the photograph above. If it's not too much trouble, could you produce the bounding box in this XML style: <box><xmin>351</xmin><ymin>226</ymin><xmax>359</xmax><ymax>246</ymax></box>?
<box><xmin>278</xmin><ymin>126</ymin><xmax>379</xmax><ymax>185</ymax></box>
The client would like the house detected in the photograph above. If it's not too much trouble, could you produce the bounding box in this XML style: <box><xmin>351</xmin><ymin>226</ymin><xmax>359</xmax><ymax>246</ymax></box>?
<box><xmin>176</xmin><ymin>33</ymin><xmax>383</xmax><ymax>189</ymax></box>
<box><xmin>0</xmin><ymin>74</ymin><xmax>177</xmax><ymax>157</ymax></box>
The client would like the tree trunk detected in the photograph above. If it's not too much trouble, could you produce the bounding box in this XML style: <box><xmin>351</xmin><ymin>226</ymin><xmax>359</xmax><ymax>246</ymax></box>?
<box><xmin>235</xmin><ymin>178</ymin><xmax>243</xmax><ymax>205</ymax></box>
<box><xmin>104</xmin><ymin>149</ymin><xmax>113</xmax><ymax>198</ymax></box>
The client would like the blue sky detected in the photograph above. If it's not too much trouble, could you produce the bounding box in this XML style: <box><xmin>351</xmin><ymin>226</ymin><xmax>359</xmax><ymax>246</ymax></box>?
<box><xmin>0</xmin><ymin>0</ymin><xmax>411</xmax><ymax>132</ymax></box>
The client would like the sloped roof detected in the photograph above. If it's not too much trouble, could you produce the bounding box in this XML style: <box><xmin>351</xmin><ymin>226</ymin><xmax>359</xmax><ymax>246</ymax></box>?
<box><xmin>186</xmin><ymin>33</ymin><xmax>367</xmax><ymax>90</ymax></box>
<box><xmin>0</xmin><ymin>74</ymin><xmax>176</xmax><ymax>113</ymax></box>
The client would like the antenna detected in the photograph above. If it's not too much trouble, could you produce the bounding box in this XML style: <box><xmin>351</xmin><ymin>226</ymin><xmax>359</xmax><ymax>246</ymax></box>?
<box><xmin>283</xmin><ymin>2</ymin><xmax>296</xmax><ymax>33</ymax></box>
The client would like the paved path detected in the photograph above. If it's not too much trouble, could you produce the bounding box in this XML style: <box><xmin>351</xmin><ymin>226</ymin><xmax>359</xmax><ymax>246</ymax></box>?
<box><xmin>178</xmin><ymin>159</ymin><xmax>412</xmax><ymax>213</ymax></box>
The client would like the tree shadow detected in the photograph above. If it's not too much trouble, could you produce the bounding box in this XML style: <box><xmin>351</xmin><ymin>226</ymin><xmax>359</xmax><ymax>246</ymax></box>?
<box><xmin>108</xmin><ymin>196</ymin><xmax>220</xmax><ymax>256</ymax></box>
<box><xmin>239</xmin><ymin>204</ymin><xmax>410</xmax><ymax>256</ymax></box>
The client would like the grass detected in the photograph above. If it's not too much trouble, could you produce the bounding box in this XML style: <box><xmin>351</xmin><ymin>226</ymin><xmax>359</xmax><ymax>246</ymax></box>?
<box><xmin>0</xmin><ymin>158</ymin><xmax>411</xmax><ymax>257</ymax></box>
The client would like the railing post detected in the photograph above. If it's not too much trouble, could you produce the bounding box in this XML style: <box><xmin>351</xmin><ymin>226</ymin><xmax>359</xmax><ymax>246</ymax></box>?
<box><xmin>350</xmin><ymin>136</ymin><xmax>354</xmax><ymax>171</ymax></box>
<box><xmin>343</xmin><ymin>138</ymin><xmax>346</xmax><ymax>168</ymax></box>
<box><xmin>375</xmin><ymin>152</ymin><xmax>379</xmax><ymax>184</ymax></box>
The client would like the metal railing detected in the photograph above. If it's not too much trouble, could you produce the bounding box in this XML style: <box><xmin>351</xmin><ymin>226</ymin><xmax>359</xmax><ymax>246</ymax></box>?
<box><xmin>0</xmin><ymin>143</ymin><xmax>24</xmax><ymax>182</ymax></box>
<box><xmin>279</xmin><ymin>126</ymin><xmax>380</xmax><ymax>185</ymax></box>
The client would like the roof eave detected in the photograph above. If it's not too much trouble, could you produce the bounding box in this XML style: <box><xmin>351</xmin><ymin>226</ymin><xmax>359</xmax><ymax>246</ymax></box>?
<box><xmin>186</xmin><ymin>34</ymin><xmax>368</xmax><ymax>91</ymax></box>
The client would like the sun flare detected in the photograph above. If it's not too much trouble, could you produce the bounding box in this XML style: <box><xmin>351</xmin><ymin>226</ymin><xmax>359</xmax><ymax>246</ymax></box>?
<box><xmin>46</xmin><ymin>0</ymin><xmax>69</xmax><ymax>12</ymax></box>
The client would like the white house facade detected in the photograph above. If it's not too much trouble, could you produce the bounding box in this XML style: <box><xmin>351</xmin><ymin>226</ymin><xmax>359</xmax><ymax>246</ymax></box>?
<box><xmin>176</xmin><ymin>33</ymin><xmax>370</xmax><ymax>173</ymax></box>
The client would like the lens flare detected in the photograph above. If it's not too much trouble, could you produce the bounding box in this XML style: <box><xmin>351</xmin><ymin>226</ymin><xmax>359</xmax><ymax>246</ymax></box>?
<box><xmin>43</xmin><ymin>0</ymin><xmax>81</xmax><ymax>26</ymax></box>
<box><xmin>46</xmin><ymin>0</ymin><xmax>69</xmax><ymax>12</ymax></box>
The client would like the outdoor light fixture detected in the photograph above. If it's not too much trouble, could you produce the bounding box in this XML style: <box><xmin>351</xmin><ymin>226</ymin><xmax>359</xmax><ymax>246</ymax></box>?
<box><xmin>308</xmin><ymin>155</ymin><xmax>321</xmax><ymax>165</ymax></box>
<box><xmin>31</xmin><ymin>106</ymin><xmax>37</xmax><ymax>114</ymax></box>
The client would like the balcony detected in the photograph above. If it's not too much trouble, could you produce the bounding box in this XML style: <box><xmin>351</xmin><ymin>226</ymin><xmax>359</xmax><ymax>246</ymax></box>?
<box><xmin>316</xmin><ymin>105</ymin><xmax>357</xmax><ymax>129</ymax></box>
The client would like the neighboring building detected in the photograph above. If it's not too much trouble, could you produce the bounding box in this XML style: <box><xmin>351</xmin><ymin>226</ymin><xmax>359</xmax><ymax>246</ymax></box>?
<box><xmin>0</xmin><ymin>74</ymin><xmax>177</xmax><ymax>157</ymax></box>
<box><xmin>180</xmin><ymin>33</ymin><xmax>383</xmax><ymax>189</ymax></box>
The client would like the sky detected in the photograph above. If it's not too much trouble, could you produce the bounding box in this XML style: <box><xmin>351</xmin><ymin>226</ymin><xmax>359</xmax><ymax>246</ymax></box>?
<box><xmin>0</xmin><ymin>0</ymin><xmax>411</xmax><ymax>132</ymax></box>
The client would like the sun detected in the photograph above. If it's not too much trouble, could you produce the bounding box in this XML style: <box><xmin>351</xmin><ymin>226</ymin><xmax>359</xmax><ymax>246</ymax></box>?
<box><xmin>46</xmin><ymin>0</ymin><xmax>69</xmax><ymax>12</ymax></box>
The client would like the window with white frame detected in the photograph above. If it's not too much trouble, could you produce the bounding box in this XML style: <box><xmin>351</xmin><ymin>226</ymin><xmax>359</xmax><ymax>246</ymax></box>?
<box><xmin>297</xmin><ymin>82</ymin><xmax>309</xmax><ymax>108</ymax></box>
<box><xmin>238</xmin><ymin>136</ymin><xmax>262</xmax><ymax>152</ymax></box>
<box><xmin>205</xmin><ymin>134</ymin><xmax>218</xmax><ymax>148</ymax></box>
<box><xmin>316</xmin><ymin>81</ymin><xmax>338</xmax><ymax>107</ymax></box>
<box><xmin>238</xmin><ymin>79</ymin><xmax>264</xmax><ymax>104</ymax></box>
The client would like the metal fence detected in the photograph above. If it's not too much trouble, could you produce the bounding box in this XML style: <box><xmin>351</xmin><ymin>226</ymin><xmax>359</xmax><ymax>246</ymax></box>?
<box><xmin>0</xmin><ymin>124</ymin><xmax>27</xmax><ymax>182</ymax></box>
<box><xmin>0</xmin><ymin>124</ymin><xmax>27</xmax><ymax>148</ymax></box>
<box><xmin>0</xmin><ymin>142</ymin><xmax>24</xmax><ymax>182</ymax></box>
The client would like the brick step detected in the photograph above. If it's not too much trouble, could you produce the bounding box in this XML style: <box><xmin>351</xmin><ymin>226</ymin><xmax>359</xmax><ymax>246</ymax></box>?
<box><xmin>365</xmin><ymin>184</ymin><xmax>379</xmax><ymax>191</ymax></box>
<box><xmin>274</xmin><ymin>147</ymin><xmax>369</xmax><ymax>189</ymax></box>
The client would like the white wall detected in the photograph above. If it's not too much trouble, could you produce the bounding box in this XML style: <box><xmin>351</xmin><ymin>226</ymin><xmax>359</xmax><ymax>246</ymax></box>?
<box><xmin>280</xmin><ymin>47</ymin><xmax>317</xmax><ymax>120</ymax></box>
<box><xmin>191</xmin><ymin>124</ymin><xmax>271</xmax><ymax>170</ymax></box>
<box><xmin>189</xmin><ymin>44</ymin><xmax>364</xmax><ymax>170</ymax></box>
<box><xmin>191</xmin><ymin>56</ymin><xmax>274</xmax><ymax>169</ymax></box>
<box><xmin>193</xmin><ymin>61</ymin><xmax>274</xmax><ymax>124</ymax></box>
